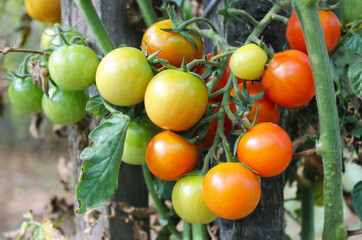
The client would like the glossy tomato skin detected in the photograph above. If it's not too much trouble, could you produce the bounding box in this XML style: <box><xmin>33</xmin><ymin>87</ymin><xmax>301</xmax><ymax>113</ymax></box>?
<box><xmin>8</xmin><ymin>76</ymin><xmax>43</xmax><ymax>114</ymax></box>
<box><xmin>122</xmin><ymin>120</ymin><xmax>160</xmax><ymax>165</ymax></box>
<box><xmin>231</xmin><ymin>81</ymin><xmax>280</xmax><ymax>124</ymax></box>
<box><xmin>146</xmin><ymin>131</ymin><xmax>198</xmax><ymax>181</ymax></box>
<box><xmin>25</xmin><ymin>0</ymin><xmax>61</xmax><ymax>23</ymax></box>
<box><xmin>237</xmin><ymin>122</ymin><xmax>293</xmax><ymax>177</ymax></box>
<box><xmin>229</xmin><ymin>44</ymin><xmax>267</xmax><ymax>80</ymax></box>
<box><xmin>145</xmin><ymin>69</ymin><xmax>208</xmax><ymax>131</ymax></box>
<box><xmin>262</xmin><ymin>50</ymin><xmax>315</xmax><ymax>108</ymax></box>
<box><xmin>202</xmin><ymin>162</ymin><xmax>261</xmax><ymax>219</ymax></box>
<box><xmin>42</xmin><ymin>86</ymin><xmax>88</xmax><ymax>125</ymax></box>
<box><xmin>172</xmin><ymin>175</ymin><xmax>218</xmax><ymax>224</ymax></box>
<box><xmin>96</xmin><ymin>47</ymin><xmax>154</xmax><ymax>106</ymax></box>
<box><xmin>49</xmin><ymin>45</ymin><xmax>99</xmax><ymax>91</ymax></box>
<box><xmin>141</xmin><ymin>19</ymin><xmax>203</xmax><ymax>67</ymax></box>
<box><xmin>286</xmin><ymin>10</ymin><xmax>341</xmax><ymax>54</ymax></box>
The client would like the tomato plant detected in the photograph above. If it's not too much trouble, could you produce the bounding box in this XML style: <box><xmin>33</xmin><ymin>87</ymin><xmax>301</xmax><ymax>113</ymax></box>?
<box><xmin>8</xmin><ymin>76</ymin><xmax>43</xmax><ymax>114</ymax></box>
<box><xmin>42</xmin><ymin>85</ymin><xmax>89</xmax><ymax>125</ymax></box>
<box><xmin>231</xmin><ymin>81</ymin><xmax>280</xmax><ymax>124</ymax></box>
<box><xmin>341</xmin><ymin>0</ymin><xmax>362</xmax><ymax>25</ymax></box>
<box><xmin>261</xmin><ymin>50</ymin><xmax>315</xmax><ymax>108</ymax></box>
<box><xmin>144</xmin><ymin>69</ymin><xmax>208</xmax><ymax>131</ymax></box>
<box><xmin>49</xmin><ymin>45</ymin><xmax>99</xmax><ymax>91</ymax></box>
<box><xmin>48</xmin><ymin>29</ymin><xmax>84</xmax><ymax>48</ymax></box>
<box><xmin>286</xmin><ymin>10</ymin><xmax>341</xmax><ymax>54</ymax></box>
<box><xmin>202</xmin><ymin>162</ymin><xmax>261</xmax><ymax>219</ymax></box>
<box><xmin>229</xmin><ymin>44</ymin><xmax>267</xmax><ymax>80</ymax></box>
<box><xmin>172</xmin><ymin>175</ymin><xmax>218</xmax><ymax>224</ymax></box>
<box><xmin>122</xmin><ymin>120</ymin><xmax>160</xmax><ymax>165</ymax></box>
<box><xmin>96</xmin><ymin>47</ymin><xmax>154</xmax><ymax>106</ymax></box>
<box><xmin>141</xmin><ymin>19</ymin><xmax>203</xmax><ymax>67</ymax></box>
<box><xmin>24</xmin><ymin>0</ymin><xmax>61</xmax><ymax>23</ymax></box>
<box><xmin>237</xmin><ymin>122</ymin><xmax>293</xmax><ymax>177</ymax></box>
<box><xmin>146</xmin><ymin>131</ymin><xmax>198</xmax><ymax>181</ymax></box>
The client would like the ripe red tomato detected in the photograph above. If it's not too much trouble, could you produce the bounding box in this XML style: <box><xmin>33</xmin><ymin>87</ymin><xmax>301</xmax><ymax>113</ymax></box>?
<box><xmin>146</xmin><ymin>131</ymin><xmax>198</xmax><ymax>181</ymax></box>
<box><xmin>237</xmin><ymin>122</ymin><xmax>293</xmax><ymax>177</ymax></box>
<box><xmin>172</xmin><ymin>175</ymin><xmax>218</xmax><ymax>224</ymax></box>
<box><xmin>144</xmin><ymin>69</ymin><xmax>208</xmax><ymax>131</ymax></box>
<box><xmin>24</xmin><ymin>0</ymin><xmax>61</xmax><ymax>23</ymax></box>
<box><xmin>286</xmin><ymin>10</ymin><xmax>341</xmax><ymax>54</ymax></box>
<box><xmin>141</xmin><ymin>19</ymin><xmax>203</xmax><ymax>67</ymax></box>
<box><xmin>261</xmin><ymin>50</ymin><xmax>315</xmax><ymax>108</ymax></box>
<box><xmin>196</xmin><ymin>51</ymin><xmax>243</xmax><ymax>103</ymax></box>
<box><xmin>202</xmin><ymin>162</ymin><xmax>261</xmax><ymax>219</ymax></box>
<box><xmin>231</xmin><ymin>81</ymin><xmax>280</xmax><ymax>124</ymax></box>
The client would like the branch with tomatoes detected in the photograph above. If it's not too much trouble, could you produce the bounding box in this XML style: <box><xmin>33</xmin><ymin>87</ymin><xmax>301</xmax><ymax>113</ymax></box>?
<box><xmin>2</xmin><ymin>0</ymin><xmax>362</xmax><ymax>239</ymax></box>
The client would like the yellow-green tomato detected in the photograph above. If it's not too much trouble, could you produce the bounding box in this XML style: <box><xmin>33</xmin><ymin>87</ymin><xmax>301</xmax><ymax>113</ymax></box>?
<box><xmin>96</xmin><ymin>47</ymin><xmax>154</xmax><ymax>106</ymax></box>
<box><xmin>122</xmin><ymin>120</ymin><xmax>160</xmax><ymax>165</ymax></box>
<box><xmin>172</xmin><ymin>175</ymin><xmax>218</xmax><ymax>224</ymax></box>
<box><xmin>229</xmin><ymin>44</ymin><xmax>268</xmax><ymax>80</ymax></box>
<box><xmin>144</xmin><ymin>69</ymin><xmax>208</xmax><ymax>131</ymax></box>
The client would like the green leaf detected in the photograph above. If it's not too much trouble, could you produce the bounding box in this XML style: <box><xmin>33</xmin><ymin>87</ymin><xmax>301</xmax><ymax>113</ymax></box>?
<box><xmin>353</xmin><ymin>127</ymin><xmax>362</xmax><ymax>138</ymax></box>
<box><xmin>30</xmin><ymin>226</ymin><xmax>42</xmax><ymax>240</ymax></box>
<box><xmin>154</xmin><ymin>178</ymin><xmax>176</xmax><ymax>201</ymax></box>
<box><xmin>86</xmin><ymin>95</ymin><xmax>109</xmax><ymax>116</ymax></box>
<box><xmin>345</xmin><ymin>35</ymin><xmax>362</xmax><ymax>55</ymax></box>
<box><xmin>348</xmin><ymin>58</ymin><xmax>362</xmax><ymax>98</ymax></box>
<box><xmin>313</xmin><ymin>178</ymin><xmax>324</xmax><ymax>206</ymax></box>
<box><xmin>76</xmin><ymin>113</ymin><xmax>130</xmax><ymax>213</ymax></box>
<box><xmin>351</xmin><ymin>181</ymin><xmax>362</xmax><ymax>221</ymax></box>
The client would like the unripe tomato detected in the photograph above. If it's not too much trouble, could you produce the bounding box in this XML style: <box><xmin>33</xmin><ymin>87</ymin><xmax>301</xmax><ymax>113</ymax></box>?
<box><xmin>202</xmin><ymin>162</ymin><xmax>261</xmax><ymax>219</ymax></box>
<box><xmin>42</xmin><ymin>86</ymin><xmax>88</xmax><ymax>125</ymax></box>
<box><xmin>145</xmin><ymin>69</ymin><xmax>208</xmax><ymax>131</ymax></box>
<box><xmin>231</xmin><ymin>81</ymin><xmax>280</xmax><ymax>124</ymax></box>
<box><xmin>229</xmin><ymin>44</ymin><xmax>267</xmax><ymax>80</ymax></box>
<box><xmin>341</xmin><ymin>0</ymin><xmax>362</xmax><ymax>25</ymax></box>
<box><xmin>146</xmin><ymin>131</ymin><xmax>198</xmax><ymax>181</ymax></box>
<box><xmin>96</xmin><ymin>47</ymin><xmax>154</xmax><ymax>106</ymax></box>
<box><xmin>172</xmin><ymin>175</ymin><xmax>218</xmax><ymax>224</ymax></box>
<box><xmin>141</xmin><ymin>19</ymin><xmax>203</xmax><ymax>67</ymax></box>
<box><xmin>24</xmin><ymin>0</ymin><xmax>61</xmax><ymax>23</ymax></box>
<box><xmin>41</xmin><ymin>27</ymin><xmax>56</xmax><ymax>49</ymax></box>
<box><xmin>8</xmin><ymin>76</ymin><xmax>43</xmax><ymax>114</ymax></box>
<box><xmin>122</xmin><ymin>120</ymin><xmax>160</xmax><ymax>165</ymax></box>
<box><xmin>49</xmin><ymin>45</ymin><xmax>99</xmax><ymax>91</ymax></box>
<box><xmin>286</xmin><ymin>10</ymin><xmax>341</xmax><ymax>54</ymax></box>
<box><xmin>262</xmin><ymin>50</ymin><xmax>315</xmax><ymax>108</ymax></box>
<box><xmin>237</xmin><ymin>122</ymin><xmax>293</xmax><ymax>177</ymax></box>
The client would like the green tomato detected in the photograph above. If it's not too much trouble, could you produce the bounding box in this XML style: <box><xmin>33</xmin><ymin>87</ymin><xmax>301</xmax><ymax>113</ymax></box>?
<box><xmin>42</xmin><ymin>85</ymin><xmax>88</xmax><ymax>125</ymax></box>
<box><xmin>122</xmin><ymin>120</ymin><xmax>160</xmax><ymax>165</ymax></box>
<box><xmin>341</xmin><ymin>0</ymin><xmax>362</xmax><ymax>25</ymax></box>
<box><xmin>8</xmin><ymin>76</ymin><xmax>43</xmax><ymax>114</ymax></box>
<box><xmin>49</xmin><ymin>45</ymin><xmax>99</xmax><ymax>91</ymax></box>
<box><xmin>172</xmin><ymin>175</ymin><xmax>218</xmax><ymax>224</ymax></box>
<box><xmin>96</xmin><ymin>47</ymin><xmax>154</xmax><ymax>106</ymax></box>
<box><xmin>229</xmin><ymin>43</ymin><xmax>267</xmax><ymax>80</ymax></box>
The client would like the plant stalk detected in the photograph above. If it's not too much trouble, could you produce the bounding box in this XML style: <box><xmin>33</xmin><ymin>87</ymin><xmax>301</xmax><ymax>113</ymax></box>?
<box><xmin>182</xmin><ymin>221</ymin><xmax>192</xmax><ymax>240</ymax></box>
<box><xmin>74</xmin><ymin>0</ymin><xmax>115</xmax><ymax>55</ymax></box>
<box><xmin>192</xmin><ymin>224</ymin><xmax>208</xmax><ymax>240</ymax></box>
<box><xmin>136</xmin><ymin>0</ymin><xmax>158</xmax><ymax>28</ymax></box>
<box><xmin>299</xmin><ymin>178</ymin><xmax>314</xmax><ymax>240</ymax></box>
<box><xmin>291</xmin><ymin>0</ymin><xmax>346</xmax><ymax>239</ymax></box>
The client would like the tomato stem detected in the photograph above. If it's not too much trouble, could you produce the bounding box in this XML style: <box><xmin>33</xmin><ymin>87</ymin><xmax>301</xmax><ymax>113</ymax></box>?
<box><xmin>141</xmin><ymin>164</ymin><xmax>179</xmax><ymax>235</ymax></box>
<box><xmin>0</xmin><ymin>47</ymin><xmax>50</xmax><ymax>56</ymax></box>
<box><xmin>135</xmin><ymin>0</ymin><xmax>158</xmax><ymax>28</ymax></box>
<box><xmin>299</xmin><ymin>174</ymin><xmax>315</xmax><ymax>240</ymax></box>
<box><xmin>292</xmin><ymin>0</ymin><xmax>347</xmax><ymax>239</ymax></box>
<box><xmin>192</xmin><ymin>224</ymin><xmax>208</xmax><ymax>240</ymax></box>
<box><xmin>183</xmin><ymin>221</ymin><xmax>192</xmax><ymax>240</ymax></box>
<box><xmin>74</xmin><ymin>0</ymin><xmax>115</xmax><ymax>55</ymax></box>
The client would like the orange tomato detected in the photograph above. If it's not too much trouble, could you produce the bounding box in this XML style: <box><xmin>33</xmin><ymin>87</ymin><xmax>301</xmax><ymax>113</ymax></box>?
<box><xmin>25</xmin><ymin>0</ymin><xmax>61</xmax><ymax>23</ymax></box>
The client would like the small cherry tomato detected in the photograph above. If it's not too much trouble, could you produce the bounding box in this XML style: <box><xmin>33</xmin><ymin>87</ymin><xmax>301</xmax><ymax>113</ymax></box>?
<box><xmin>229</xmin><ymin>44</ymin><xmax>268</xmax><ymax>80</ymax></box>
<box><xmin>122</xmin><ymin>120</ymin><xmax>160</xmax><ymax>165</ymax></box>
<box><xmin>286</xmin><ymin>10</ymin><xmax>341</xmax><ymax>54</ymax></box>
<box><xmin>96</xmin><ymin>47</ymin><xmax>154</xmax><ymax>106</ymax></box>
<box><xmin>172</xmin><ymin>175</ymin><xmax>218</xmax><ymax>224</ymax></box>
<box><xmin>262</xmin><ymin>50</ymin><xmax>315</xmax><ymax>108</ymax></box>
<box><xmin>202</xmin><ymin>162</ymin><xmax>261</xmax><ymax>219</ymax></box>
<box><xmin>49</xmin><ymin>45</ymin><xmax>99</xmax><ymax>91</ymax></box>
<box><xmin>341</xmin><ymin>0</ymin><xmax>362</xmax><ymax>25</ymax></box>
<box><xmin>141</xmin><ymin>19</ymin><xmax>203</xmax><ymax>67</ymax></box>
<box><xmin>237</xmin><ymin>122</ymin><xmax>293</xmax><ymax>177</ymax></box>
<box><xmin>42</xmin><ymin>85</ymin><xmax>88</xmax><ymax>125</ymax></box>
<box><xmin>146</xmin><ymin>131</ymin><xmax>198</xmax><ymax>181</ymax></box>
<box><xmin>145</xmin><ymin>69</ymin><xmax>208</xmax><ymax>131</ymax></box>
<box><xmin>8</xmin><ymin>76</ymin><xmax>43</xmax><ymax>114</ymax></box>
<box><xmin>24</xmin><ymin>0</ymin><xmax>61</xmax><ymax>23</ymax></box>
<box><xmin>231</xmin><ymin>81</ymin><xmax>280</xmax><ymax>124</ymax></box>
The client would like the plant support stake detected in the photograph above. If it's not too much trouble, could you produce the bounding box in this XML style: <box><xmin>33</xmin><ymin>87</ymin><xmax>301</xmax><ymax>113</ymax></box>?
<box><xmin>292</xmin><ymin>0</ymin><xmax>346</xmax><ymax>239</ymax></box>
